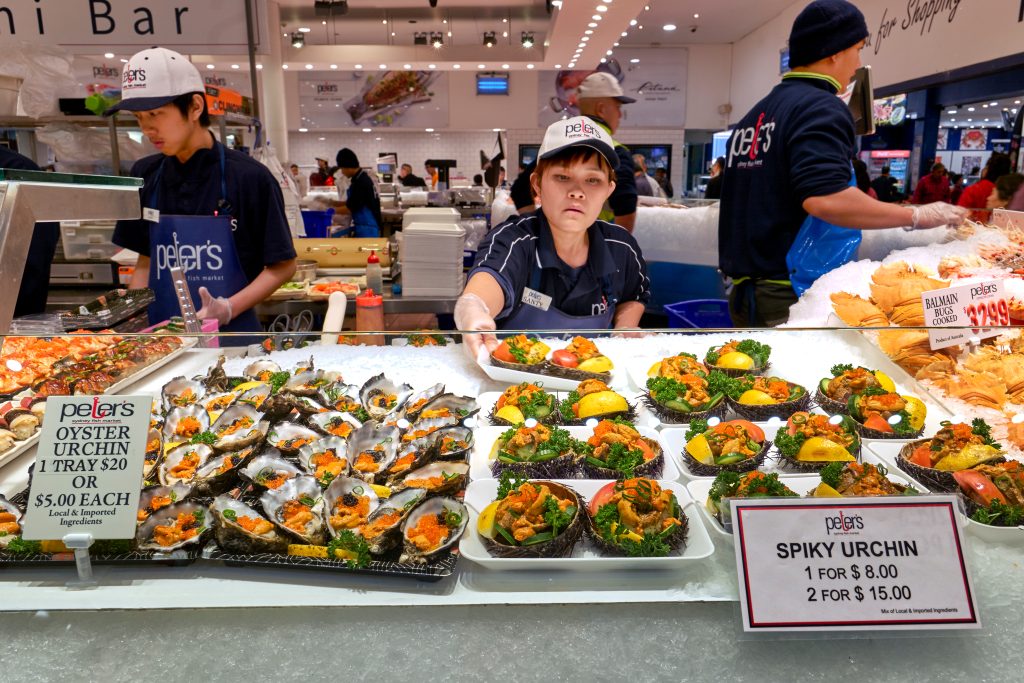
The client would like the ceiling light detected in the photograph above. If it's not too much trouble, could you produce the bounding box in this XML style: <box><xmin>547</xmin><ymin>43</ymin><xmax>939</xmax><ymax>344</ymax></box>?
<box><xmin>382</xmin><ymin>19</ymin><xmax>387</xmax><ymax>24</ymax></box>
<box><xmin>103</xmin><ymin>52</ymin><xmax>114</xmax><ymax>59</ymax></box>
<box><xmin>330</xmin><ymin>64</ymin><xmax>338</xmax><ymax>69</ymax></box>
<box><xmin>503</xmin><ymin>18</ymin><xmax>508</xmax><ymax>23</ymax></box>
<box><xmin>355</xmin><ymin>63</ymin><xmax>363</xmax><ymax>69</ymax></box>
<box><xmin>552</xmin><ymin>0</ymin><xmax>562</xmax><ymax>6</ymax></box>
<box><xmin>502</xmin><ymin>31</ymin><xmax>508</xmax><ymax>38</ymax></box>
<box><xmin>630</xmin><ymin>19</ymin><xmax>637</xmax><ymax>26</ymax></box>
<box><xmin>630</xmin><ymin>58</ymin><xmax>640</xmax><ymax>63</ymax></box>
<box><xmin>291</xmin><ymin>32</ymin><xmax>305</xmax><ymax>48</ymax></box>
<box><xmin>602</xmin><ymin>0</ymin><xmax>612</xmax><ymax>3</ymax></box>
<box><xmin>483</xmin><ymin>31</ymin><xmax>496</xmax><ymax>47</ymax></box>
<box><xmin>231</xmin><ymin>64</ymin><xmax>241</xmax><ymax>69</ymax></box>
<box><xmin>606</xmin><ymin>50</ymin><xmax>613</xmax><ymax>55</ymax></box>
<box><xmin>206</xmin><ymin>64</ymin><xmax>215</xmax><ymax>70</ymax></box>
<box><xmin>502</xmin><ymin>64</ymin><xmax>510</xmax><ymax>69</ymax></box>
<box><xmin>1016</xmin><ymin>100</ymin><xmax>1022</xmax><ymax>105</ymax></box>
<box><xmin>967</xmin><ymin>118</ymin><xmax>973</xmax><ymax>121</ymax></box>
<box><xmin>968</xmin><ymin>107</ymin><xmax>975</xmax><ymax>111</ymax></box>
<box><xmin>322</xmin><ymin>20</ymin><xmax>326</xmax><ymax>25</ymax></box>
<box><xmin>585</xmin><ymin>29</ymin><xmax>593</xmax><ymax>35</ymax></box>
<box><xmin>298</xmin><ymin>27</ymin><xmax>311</xmax><ymax>33</ymax></box>
<box><xmin>431</xmin><ymin>32</ymin><xmax>444</xmax><ymax>48</ymax></box>
<box><xmin>592</xmin><ymin>15</ymin><xmax>602</xmax><ymax>21</ymax></box>
<box><xmin>582</xmin><ymin>36</ymin><xmax>590</xmax><ymax>42</ymax></box>
<box><xmin>298</xmin><ymin>127</ymin><xmax>308</xmax><ymax>132</ymax></box>
<box><xmin>428</xmin><ymin>64</ymin><xmax>437</xmax><ymax>69</ymax></box>
<box><xmin>379</xmin><ymin>64</ymin><xmax>387</xmax><ymax>69</ymax></box>
<box><xmin>304</xmin><ymin>64</ymin><xmax>313</xmax><ymax>70</ymax></box>
<box><xmin>521</xmin><ymin>32</ymin><xmax>535</xmax><ymax>48</ymax></box>
<box><xmin>638</xmin><ymin>25</ymin><xmax>643</xmax><ymax>29</ymax></box>
<box><xmin>362</xmin><ymin>128</ymin><xmax>371</xmax><ymax>132</ymax></box>
<box><xmin>991</xmin><ymin>101</ymin><xmax>999</xmax><ymax>106</ymax></box>
<box><xmin>621</xmin><ymin>31</ymin><xmax>628</xmax><ymax>37</ymax></box>
<box><xmin>453</xmin><ymin>64</ymin><xmax>461</xmax><ymax>69</ymax></box>
<box><xmin>947</xmin><ymin>108</ymin><xmax>957</xmax><ymax>113</ymax></box>
<box><xmin>527</xmin><ymin>64</ymin><xmax>535</xmax><ymax>69</ymax></box>
<box><xmin>663</xmin><ymin>24</ymin><xmax>677</xmax><ymax>31</ymax></box>
<box><xmin>555</xmin><ymin>64</ymin><xmax>562</xmax><ymax>69</ymax></box>
<box><xmin>318</xmin><ymin>137</ymin><xmax>325</xmax><ymax>141</ymax></box>
<box><xmin>403</xmin><ymin>63</ymin><xmax>412</xmax><ymax>69</ymax></box>
<box><xmin>256</xmin><ymin>64</ymin><xmax>263</xmax><ymax>70</ymax></box>
<box><xmin>376</xmin><ymin>137</ymin><xmax>382</xmax><ymax>141</ymax></box>
<box><xmin>477</xmin><ymin>64</ymin><xmax>486</xmax><ymax>69</ymax></box>
<box><xmin>425</xmin><ymin>128</ymin><xmax>434</xmax><ymax>132</ymax></box>
<box><xmin>982</xmin><ymin>104</ymin><xmax>989</xmax><ymax>108</ymax></box>
<box><xmin>600</xmin><ymin>57</ymin><xmax>607</xmax><ymax>63</ymax></box>
<box><xmin>282</xmin><ymin>64</ymin><xmax>289</xmax><ymax>69</ymax></box>
<box><xmin>694</xmin><ymin>13</ymin><xmax>700</xmax><ymax>18</ymax></box>
<box><xmin>596</xmin><ymin>5</ymin><xmax>608</xmax><ymax>12</ymax></box>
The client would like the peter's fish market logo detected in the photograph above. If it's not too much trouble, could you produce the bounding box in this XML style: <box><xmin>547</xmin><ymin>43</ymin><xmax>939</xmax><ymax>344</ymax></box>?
<box><xmin>728</xmin><ymin>112</ymin><xmax>776</xmax><ymax>168</ymax></box>
<box><xmin>564</xmin><ymin>119</ymin><xmax>599</xmax><ymax>139</ymax></box>
<box><xmin>59</xmin><ymin>397</ymin><xmax>137</xmax><ymax>422</ymax></box>
<box><xmin>122</xmin><ymin>67</ymin><xmax>147</xmax><ymax>90</ymax></box>
<box><xmin>825</xmin><ymin>511</ymin><xmax>864</xmax><ymax>536</ymax></box>
<box><xmin>316</xmin><ymin>83</ymin><xmax>339</xmax><ymax>94</ymax></box>
<box><xmin>154</xmin><ymin>232</ymin><xmax>224</xmax><ymax>280</ymax></box>
<box><xmin>205</xmin><ymin>76</ymin><xmax>228</xmax><ymax>87</ymax></box>
<box><xmin>93</xmin><ymin>65</ymin><xmax>119</xmax><ymax>79</ymax></box>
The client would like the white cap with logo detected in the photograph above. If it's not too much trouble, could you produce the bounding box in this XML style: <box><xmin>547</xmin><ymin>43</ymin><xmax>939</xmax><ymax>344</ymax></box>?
<box><xmin>104</xmin><ymin>47</ymin><xmax>205</xmax><ymax>115</ymax></box>
<box><xmin>575</xmin><ymin>71</ymin><xmax>636</xmax><ymax>103</ymax></box>
<box><xmin>538</xmin><ymin>116</ymin><xmax>618</xmax><ymax>169</ymax></box>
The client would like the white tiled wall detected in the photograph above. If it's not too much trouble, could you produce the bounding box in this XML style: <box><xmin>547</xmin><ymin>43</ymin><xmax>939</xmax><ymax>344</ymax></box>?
<box><xmin>288</xmin><ymin>127</ymin><xmax>687</xmax><ymax>197</ymax></box>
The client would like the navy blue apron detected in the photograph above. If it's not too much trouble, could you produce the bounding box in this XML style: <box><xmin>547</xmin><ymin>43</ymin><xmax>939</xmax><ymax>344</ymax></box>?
<box><xmin>145</xmin><ymin>141</ymin><xmax>261</xmax><ymax>335</ymax></box>
<box><xmin>348</xmin><ymin>170</ymin><xmax>381</xmax><ymax>238</ymax></box>
<box><xmin>499</xmin><ymin>262</ymin><xmax>616</xmax><ymax>332</ymax></box>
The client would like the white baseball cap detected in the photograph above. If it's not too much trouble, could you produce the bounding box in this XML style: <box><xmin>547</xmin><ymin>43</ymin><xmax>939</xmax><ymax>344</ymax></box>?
<box><xmin>538</xmin><ymin>116</ymin><xmax>618</xmax><ymax>169</ymax></box>
<box><xmin>104</xmin><ymin>47</ymin><xmax>205</xmax><ymax>115</ymax></box>
<box><xmin>576</xmin><ymin>71</ymin><xmax>636</xmax><ymax>103</ymax></box>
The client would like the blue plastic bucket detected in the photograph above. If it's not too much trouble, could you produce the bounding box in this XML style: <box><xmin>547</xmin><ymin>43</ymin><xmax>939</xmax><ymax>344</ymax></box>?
<box><xmin>301</xmin><ymin>208</ymin><xmax>336</xmax><ymax>237</ymax></box>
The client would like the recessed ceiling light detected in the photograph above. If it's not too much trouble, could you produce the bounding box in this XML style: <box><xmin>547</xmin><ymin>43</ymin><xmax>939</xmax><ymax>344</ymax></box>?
<box><xmin>982</xmin><ymin>104</ymin><xmax>989</xmax><ymax>108</ymax></box>
<box><xmin>596</xmin><ymin>5</ymin><xmax>607</xmax><ymax>12</ymax></box>
<box><xmin>382</xmin><ymin>19</ymin><xmax>387</xmax><ymax>24</ymax></box>
<box><xmin>104</xmin><ymin>52</ymin><xmax>114</xmax><ymax>59</ymax></box>
<box><xmin>621</xmin><ymin>31</ymin><xmax>628</xmax><ymax>37</ymax></box>
<box><xmin>600</xmin><ymin>57</ymin><xmax>607</xmax><ymax>63</ymax></box>
<box><xmin>527</xmin><ymin>64</ymin><xmax>535</xmax><ymax>69</ymax></box>
<box><xmin>585</xmin><ymin>30</ymin><xmax>593</xmax><ymax>35</ymax></box>
<box><xmin>502</xmin><ymin>31</ymin><xmax>508</xmax><ymax>38</ymax></box>
<box><xmin>630</xmin><ymin>58</ymin><xmax>640</xmax><ymax>63</ymax></box>
<box><xmin>478</xmin><ymin>64</ymin><xmax>486</xmax><ymax>69</ymax></box>
<box><xmin>428</xmin><ymin>64</ymin><xmax>437</xmax><ymax>69</ymax></box>
<box><xmin>991</xmin><ymin>102</ymin><xmax>999</xmax><ymax>106</ymax></box>
<box><xmin>403</xmin><ymin>64</ymin><xmax>412</xmax><ymax>69</ymax></box>
<box><xmin>206</xmin><ymin>64</ymin><xmax>215</xmax><ymax>70</ymax></box>
<box><xmin>582</xmin><ymin>36</ymin><xmax>590</xmax><ymax>41</ymax></box>
<box><xmin>282</xmin><ymin>64</ymin><xmax>289</xmax><ymax>69</ymax></box>
<box><xmin>120</xmin><ymin>58</ymin><xmax>128</xmax><ymax>63</ymax></box>
<box><xmin>493</xmin><ymin>128</ymin><xmax>502</xmax><ymax>132</ymax></box>
<box><xmin>304</xmin><ymin>64</ymin><xmax>312</xmax><ymax>69</ymax></box>
<box><xmin>503</xmin><ymin>18</ymin><xmax>507</xmax><ymax>23</ymax></box>
<box><xmin>502</xmin><ymin>64</ymin><xmax>510</xmax><ymax>69</ymax></box>
<box><xmin>638</xmin><ymin>25</ymin><xmax>643</xmax><ymax>29</ymax></box>
<box><xmin>298</xmin><ymin>127</ymin><xmax>308</xmax><ymax>132</ymax></box>
<box><xmin>552</xmin><ymin>0</ymin><xmax>562</xmax><ymax>6</ymax></box>
<box><xmin>425</xmin><ymin>128</ymin><xmax>434</xmax><ymax>132</ymax></box>
<box><xmin>355</xmin><ymin>64</ymin><xmax>363</xmax><ymax>69</ymax></box>
<box><xmin>606</xmin><ymin>50</ymin><xmax>613</xmax><ymax>55</ymax></box>
<box><xmin>322</xmin><ymin>20</ymin><xmax>326</xmax><ymax>25</ymax></box>
<box><xmin>555</xmin><ymin>64</ymin><xmax>562</xmax><ymax>69</ymax></box>
<box><xmin>330</xmin><ymin>64</ymin><xmax>338</xmax><ymax>69</ymax></box>
<box><xmin>968</xmin><ymin>107</ymin><xmax>975</xmax><ymax>111</ymax></box>
<box><xmin>630</xmin><ymin>19</ymin><xmax>637</xmax><ymax>26</ymax></box>
<box><xmin>947</xmin><ymin>108</ymin><xmax>956</xmax><ymax>113</ymax></box>
<box><xmin>613</xmin><ymin>42</ymin><xmax>619</xmax><ymax>47</ymax></box>
<box><xmin>319</xmin><ymin>137</ymin><xmax>325</xmax><ymax>141</ymax></box>
<box><xmin>298</xmin><ymin>27</ymin><xmax>310</xmax><ymax>33</ymax></box>
<box><xmin>453</xmin><ymin>64</ymin><xmax>461</xmax><ymax>69</ymax></box>
<box><xmin>967</xmin><ymin>118</ymin><xmax>973</xmax><ymax>122</ymax></box>
<box><xmin>663</xmin><ymin>24</ymin><xmax>677</xmax><ymax>31</ymax></box>
<box><xmin>362</xmin><ymin>128</ymin><xmax>372</xmax><ymax>132</ymax></box>
<box><xmin>1016</xmin><ymin>100</ymin><xmax>1021</xmax><ymax>105</ymax></box>
<box><xmin>231</xmin><ymin>64</ymin><xmax>240</xmax><ymax>69</ymax></box>
<box><xmin>256</xmin><ymin>64</ymin><xmax>263</xmax><ymax>70</ymax></box>
<box><xmin>375</xmin><ymin>137</ymin><xmax>382</xmax><ymax>141</ymax></box>
<box><xmin>592</xmin><ymin>15</ymin><xmax>602</xmax><ymax>21</ymax></box>
<box><xmin>379</xmin><ymin>64</ymin><xmax>387</xmax><ymax>69</ymax></box>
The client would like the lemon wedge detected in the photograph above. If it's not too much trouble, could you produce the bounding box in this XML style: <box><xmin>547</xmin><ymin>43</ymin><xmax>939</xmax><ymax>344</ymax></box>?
<box><xmin>873</xmin><ymin>371</ymin><xmax>896</xmax><ymax>393</ymax></box>
<box><xmin>685</xmin><ymin>434</ymin><xmax>715</xmax><ymax>464</ymax></box>
<box><xmin>610</xmin><ymin>522</ymin><xmax>644</xmax><ymax>543</ymax></box>
<box><xmin>577</xmin><ymin>391</ymin><xmax>629</xmax><ymax>419</ymax></box>
<box><xmin>902</xmin><ymin>396</ymin><xmax>927</xmax><ymax>431</ymax></box>
<box><xmin>232</xmin><ymin>381</ymin><xmax>265</xmax><ymax>393</ymax></box>
<box><xmin>477</xmin><ymin>501</ymin><xmax>499</xmax><ymax>538</ymax></box>
<box><xmin>738</xmin><ymin>389</ymin><xmax>778</xmax><ymax>405</ymax></box>
<box><xmin>796</xmin><ymin>437</ymin><xmax>855</xmax><ymax>462</ymax></box>
<box><xmin>495</xmin><ymin>405</ymin><xmax>525</xmax><ymax>424</ymax></box>
<box><xmin>371</xmin><ymin>484</ymin><xmax>392</xmax><ymax>499</ymax></box>
<box><xmin>647</xmin><ymin>361</ymin><xmax>662</xmax><ymax>377</ymax></box>
<box><xmin>934</xmin><ymin>444</ymin><xmax>1002</xmax><ymax>471</ymax></box>
<box><xmin>716</xmin><ymin>351</ymin><xmax>754</xmax><ymax>370</ymax></box>
<box><xmin>811</xmin><ymin>483</ymin><xmax>844</xmax><ymax>498</ymax></box>
<box><xmin>578</xmin><ymin>355</ymin><xmax>613</xmax><ymax>373</ymax></box>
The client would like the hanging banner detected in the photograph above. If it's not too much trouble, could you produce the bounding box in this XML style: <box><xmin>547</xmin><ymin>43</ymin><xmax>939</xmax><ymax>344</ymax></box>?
<box><xmin>0</xmin><ymin>0</ymin><xmax>268</xmax><ymax>54</ymax></box>
<box><xmin>538</xmin><ymin>48</ymin><xmax>688</xmax><ymax>128</ymax></box>
<box><xmin>298</xmin><ymin>71</ymin><xmax>449</xmax><ymax>129</ymax></box>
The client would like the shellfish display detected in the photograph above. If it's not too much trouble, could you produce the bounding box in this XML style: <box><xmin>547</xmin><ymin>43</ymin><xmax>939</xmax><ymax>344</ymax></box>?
<box><xmin>210</xmin><ymin>495</ymin><xmax>288</xmax><ymax>555</ymax></box>
<box><xmin>399</xmin><ymin>496</ymin><xmax>468</xmax><ymax>563</ymax></box>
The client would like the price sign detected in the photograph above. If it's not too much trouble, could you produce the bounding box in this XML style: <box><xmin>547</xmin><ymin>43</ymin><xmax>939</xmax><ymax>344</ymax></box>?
<box><xmin>732</xmin><ymin>496</ymin><xmax>980</xmax><ymax>632</ymax></box>
<box><xmin>921</xmin><ymin>280</ymin><xmax>1008</xmax><ymax>350</ymax></box>
<box><xmin>22</xmin><ymin>396</ymin><xmax>151</xmax><ymax>541</ymax></box>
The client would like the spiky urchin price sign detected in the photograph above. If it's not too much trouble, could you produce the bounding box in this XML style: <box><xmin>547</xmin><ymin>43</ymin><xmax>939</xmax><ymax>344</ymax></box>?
<box><xmin>23</xmin><ymin>396</ymin><xmax>151</xmax><ymax>540</ymax></box>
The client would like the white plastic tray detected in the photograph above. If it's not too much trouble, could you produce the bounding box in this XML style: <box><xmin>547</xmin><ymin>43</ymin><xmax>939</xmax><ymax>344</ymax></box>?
<box><xmin>477</xmin><ymin>359</ymin><xmax>623</xmax><ymax>393</ymax></box>
<box><xmin>459</xmin><ymin>478</ymin><xmax>715</xmax><ymax>570</ymax></box>
<box><xmin>470</xmin><ymin>425</ymin><xmax>680</xmax><ymax>482</ymax></box>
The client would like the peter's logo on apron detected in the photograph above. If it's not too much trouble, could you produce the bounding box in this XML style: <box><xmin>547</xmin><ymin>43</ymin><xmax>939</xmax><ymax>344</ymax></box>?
<box><xmin>153</xmin><ymin>231</ymin><xmax>225</xmax><ymax>281</ymax></box>
<box><xmin>591</xmin><ymin>297</ymin><xmax>609</xmax><ymax>317</ymax></box>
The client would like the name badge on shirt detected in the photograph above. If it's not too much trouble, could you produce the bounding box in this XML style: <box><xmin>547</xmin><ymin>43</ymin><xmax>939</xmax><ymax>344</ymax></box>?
<box><xmin>521</xmin><ymin>287</ymin><xmax>552</xmax><ymax>312</ymax></box>
<box><xmin>143</xmin><ymin>208</ymin><xmax>161</xmax><ymax>223</ymax></box>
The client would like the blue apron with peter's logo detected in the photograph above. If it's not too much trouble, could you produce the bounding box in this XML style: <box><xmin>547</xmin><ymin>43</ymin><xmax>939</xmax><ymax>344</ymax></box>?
<box><xmin>499</xmin><ymin>262</ymin><xmax>616</xmax><ymax>332</ymax></box>
<box><xmin>145</xmin><ymin>141</ymin><xmax>261</xmax><ymax>334</ymax></box>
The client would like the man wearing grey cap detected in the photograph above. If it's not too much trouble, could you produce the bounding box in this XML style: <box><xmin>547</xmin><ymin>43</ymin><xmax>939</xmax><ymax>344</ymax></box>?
<box><xmin>576</xmin><ymin>72</ymin><xmax>639</xmax><ymax>233</ymax></box>
<box><xmin>718</xmin><ymin>0</ymin><xmax>965</xmax><ymax>327</ymax></box>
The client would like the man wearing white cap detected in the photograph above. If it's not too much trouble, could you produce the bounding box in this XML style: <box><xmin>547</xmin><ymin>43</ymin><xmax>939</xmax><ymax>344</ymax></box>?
<box><xmin>107</xmin><ymin>47</ymin><xmax>296</xmax><ymax>339</ymax></box>
<box><xmin>456</xmin><ymin>116</ymin><xmax>651</xmax><ymax>360</ymax></box>
<box><xmin>576</xmin><ymin>71</ymin><xmax>638</xmax><ymax>232</ymax></box>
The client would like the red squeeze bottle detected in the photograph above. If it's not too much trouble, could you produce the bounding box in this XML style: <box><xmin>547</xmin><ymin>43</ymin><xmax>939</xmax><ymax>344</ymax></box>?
<box><xmin>355</xmin><ymin>288</ymin><xmax>385</xmax><ymax>345</ymax></box>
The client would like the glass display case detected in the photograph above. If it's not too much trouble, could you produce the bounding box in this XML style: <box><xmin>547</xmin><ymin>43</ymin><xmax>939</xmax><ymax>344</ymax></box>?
<box><xmin>0</xmin><ymin>326</ymin><xmax>1020</xmax><ymax>679</ymax></box>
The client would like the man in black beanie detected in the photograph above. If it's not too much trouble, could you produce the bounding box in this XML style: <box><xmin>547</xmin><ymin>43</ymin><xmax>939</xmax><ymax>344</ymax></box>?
<box><xmin>333</xmin><ymin>147</ymin><xmax>382</xmax><ymax>237</ymax></box>
<box><xmin>718</xmin><ymin>0</ymin><xmax>965</xmax><ymax>327</ymax></box>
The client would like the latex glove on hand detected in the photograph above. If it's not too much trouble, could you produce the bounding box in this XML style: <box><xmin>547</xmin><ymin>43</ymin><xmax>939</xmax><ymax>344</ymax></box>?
<box><xmin>454</xmin><ymin>292</ymin><xmax>499</xmax><ymax>363</ymax></box>
<box><xmin>195</xmin><ymin>286</ymin><xmax>233</xmax><ymax>326</ymax></box>
<box><xmin>909</xmin><ymin>203</ymin><xmax>968</xmax><ymax>230</ymax></box>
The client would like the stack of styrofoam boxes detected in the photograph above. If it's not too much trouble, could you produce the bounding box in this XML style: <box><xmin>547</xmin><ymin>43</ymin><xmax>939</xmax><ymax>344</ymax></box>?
<box><xmin>400</xmin><ymin>208</ymin><xmax>466</xmax><ymax>297</ymax></box>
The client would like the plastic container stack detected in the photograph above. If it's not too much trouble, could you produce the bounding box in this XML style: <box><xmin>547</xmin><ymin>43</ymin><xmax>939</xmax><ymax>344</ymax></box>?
<box><xmin>400</xmin><ymin>208</ymin><xmax>466</xmax><ymax>297</ymax></box>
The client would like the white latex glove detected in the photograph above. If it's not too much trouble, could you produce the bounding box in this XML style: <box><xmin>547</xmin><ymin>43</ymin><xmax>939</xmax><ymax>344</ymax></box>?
<box><xmin>195</xmin><ymin>286</ymin><xmax>233</xmax><ymax>326</ymax></box>
<box><xmin>454</xmin><ymin>292</ymin><xmax>498</xmax><ymax>363</ymax></box>
<box><xmin>910</xmin><ymin>202</ymin><xmax>968</xmax><ymax>230</ymax></box>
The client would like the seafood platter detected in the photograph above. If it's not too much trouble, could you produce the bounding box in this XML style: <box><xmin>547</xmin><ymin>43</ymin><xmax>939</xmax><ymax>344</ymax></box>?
<box><xmin>1</xmin><ymin>355</ymin><xmax>479</xmax><ymax>578</ymax></box>
<box><xmin>0</xmin><ymin>334</ymin><xmax>194</xmax><ymax>467</ymax></box>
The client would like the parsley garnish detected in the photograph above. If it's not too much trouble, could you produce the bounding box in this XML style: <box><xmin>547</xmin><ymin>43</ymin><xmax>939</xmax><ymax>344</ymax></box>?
<box><xmin>860</xmin><ymin>385</ymin><xmax>888</xmax><ymax>397</ymax></box>
<box><xmin>620</xmin><ymin>532</ymin><xmax>672</xmax><ymax>558</ymax></box>
<box><xmin>685</xmin><ymin>418</ymin><xmax>710</xmax><ymax>443</ymax></box>
<box><xmin>496</xmin><ymin>470</ymin><xmax>529</xmax><ymax>499</ymax></box>
<box><xmin>774</xmin><ymin>430</ymin><xmax>807</xmax><ymax>458</ymax></box>
<box><xmin>268</xmin><ymin>371</ymin><xmax>291</xmax><ymax>394</ymax></box>
<box><xmin>970</xmin><ymin>418</ymin><xmax>1001</xmax><ymax>449</ymax></box>
<box><xmin>352</xmin><ymin>407</ymin><xmax>371</xmax><ymax>422</ymax></box>
<box><xmin>970</xmin><ymin>500</ymin><xmax>1024</xmax><ymax>527</ymax></box>
<box><xmin>508</xmin><ymin>338</ymin><xmax>530</xmax><ymax>364</ymax></box>
<box><xmin>736</xmin><ymin>340</ymin><xmax>770</xmax><ymax>367</ymax></box>
<box><xmin>542</xmin><ymin>496</ymin><xmax>572</xmax><ymax>536</ymax></box>
<box><xmin>830</xmin><ymin>364</ymin><xmax>854</xmax><ymax>376</ymax></box>
<box><xmin>4</xmin><ymin>538</ymin><xmax>41</xmax><ymax>555</ymax></box>
<box><xmin>819</xmin><ymin>462</ymin><xmax>845</xmax><ymax>490</ymax></box>
<box><xmin>91</xmin><ymin>539</ymin><xmax>132</xmax><ymax>555</ymax></box>
<box><xmin>190</xmin><ymin>431</ymin><xmax>217</xmax><ymax>445</ymax></box>
<box><xmin>559</xmin><ymin>390</ymin><xmax>581</xmax><ymax>421</ymax></box>
<box><xmin>593</xmin><ymin>502</ymin><xmax>620</xmax><ymax>536</ymax></box>
<box><xmin>602</xmin><ymin>442</ymin><xmax>645</xmax><ymax>478</ymax></box>
<box><xmin>325</xmin><ymin>530</ymin><xmax>371</xmax><ymax>568</ymax></box>
<box><xmin>706</xmin><ymin>371</ymin><xmax>744</xmax><ymax>399</ymax></box>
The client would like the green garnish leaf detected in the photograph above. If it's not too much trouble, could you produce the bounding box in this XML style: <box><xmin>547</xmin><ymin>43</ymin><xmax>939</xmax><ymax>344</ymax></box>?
<box><xmin>970</xmin><ymin>418</ymin><xmax>1001</xmax><ymax>449</ymax></box>
<box><xmin>684</xmin><ymin>418</ymin><xmax>709</xmax><ymax>443</ymax></box>
<box><xmin>559</xmin><ymin>390</ymin><xmax>582</xmax><ymax>421</ymax></box>
<box><xmin>222</xmin><ymin>509</ymin><xmax>238</xmax><ymax>521</ymax></box>
<box><xmin>443</xmin><ymin>509</ymin><xmax>463</xmax><ymax>528</ymax></box>
<box><xmin>736</xmin><ymin>340</ymin><xmax>771</xmax><ymax>367</ymax></box>
<box><xmin>325</xmin><ymin>530</ymin><xmax>371</xmax><ymax>568</ymax></box>
<box><xmin>4</xmin><ymin>538</ymin><xmax>42</xmax><ymax>555</ymax></box>
<box><xmin>299</xmin><ymin>495</ymin><xmax>316</xmax><ymax>507</ymax></box>
<box><xmin>819</xmin><ymin>462</ymin><xmax>845</xmax><ymax>490</ymax></box>
<box><xmin>268</xmin><ymin>371</ymin><xmax>291</xmax><ymax>394</ymax></box>
<box><xmin>970</xmin><ymin>500</ymin><xmax>1024</xmax><ymax>527</ymax></box>
<box><xmin>774</xmin><ymin>430</ymin><xmax>807</xmax><ymax>458</ymax></box>
<box><xmin>706</xmin><ymin>371</ymin><xmax>744</xmax><ymax>400</ymax></box>
<box><xmin>190</xmin><ymin>431</ymin><xmax>217</xmax><ymax>445</ymax></box>
<box><xmin>602</xmin><ymin>442</ymin><xmax>644</xmax><ymax>478</ymax></box>
<box><xmin>496</xmin><ymin>469</ymin><xmax>529</xmax><ymax>499</ymax></box>
<box><xmin>830</xmin><ymin>363</ymin><xmax>854</xmax><ymax>377</ymax></box>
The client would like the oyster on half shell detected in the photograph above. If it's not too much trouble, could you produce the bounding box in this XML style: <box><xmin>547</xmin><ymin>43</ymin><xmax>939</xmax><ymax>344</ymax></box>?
<box><xmin>399</xmin><ymin>496</ymin><xmax>468</xmax><ymax>563</ymax></box>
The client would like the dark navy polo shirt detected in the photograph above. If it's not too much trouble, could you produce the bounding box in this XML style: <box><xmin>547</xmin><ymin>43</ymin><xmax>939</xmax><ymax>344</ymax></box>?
<box><xmin>1</xmin><ymin>148</ymin><xmax>60</xmax><ymax>317</ymax></box>
<box><xmin>113</xmin><ymin>138</ymin><xmax>296</xmax><ymax>284</ymax></box>
<box><xmin>718</xmin><ymin>74</ymin><xmax>855</xmax><ymax>280</ymax></box>
<box><xmin>470</xmin><ymin>211</ymin><xmax>651</xmax><ymax>320</ymax></box>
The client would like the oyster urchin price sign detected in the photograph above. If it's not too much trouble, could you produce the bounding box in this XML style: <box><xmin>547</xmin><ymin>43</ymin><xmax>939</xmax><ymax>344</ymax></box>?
<box><xmin>23</xmin><ymin>396</ymin><xmax>151</xmax><ymax>540</ymax></box>
<box><xmin>732</xmin><ymin>496</ymin><xmax>980</xmax><ymax>632</ymax></box>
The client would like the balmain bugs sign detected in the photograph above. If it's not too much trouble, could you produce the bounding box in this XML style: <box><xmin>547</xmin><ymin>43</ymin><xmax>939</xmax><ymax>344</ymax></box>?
<box><xmin>0</xmin><ymin>0</ymin><xmax>268</xmax><ymax>54</ymax></box>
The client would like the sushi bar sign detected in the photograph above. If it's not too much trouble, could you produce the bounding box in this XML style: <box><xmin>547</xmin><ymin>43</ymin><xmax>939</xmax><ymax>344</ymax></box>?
<box><xmin>22</xmin><ymin>395</ymin><xmax>151</xmax><ymax>540</ymax></box>
<box><xmin>0</xmin><ymin>0</ymin><xmax>266</xmax><ymax>53</ymax></box>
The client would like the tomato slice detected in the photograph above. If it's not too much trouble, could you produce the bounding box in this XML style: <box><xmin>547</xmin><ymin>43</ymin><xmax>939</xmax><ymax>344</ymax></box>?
<box><xmin>908</xmin><ymin>444</ymin><xmax>932</xmax><ymax>467</ymax></box>
<box><xmin>492</xmin><ymin>342</ymin><xmax>516</xmax><ymax>364</ymax></box>
<box><xmin>714</xmin><ymin>419</ymin><xmax>765</xmax><ymax>443</ymax></box>
<box><xmin>862</xmin><ymin>413</ymin><xmax>893</xmax><ymax>433</ymax></box>
<box><xmin>634</xmin><ymin>438</ymin><xmax>656</xmax><ymax>462</ymax></box>
<box><xmin>588</xmin><ymin>481</ymin><xmax>617</xmax><ymax>517</ymax></box>
<box><xmin>551</xmin><ymin>350</ymin><xmax>579</xmax><ymax>368</ymax></box>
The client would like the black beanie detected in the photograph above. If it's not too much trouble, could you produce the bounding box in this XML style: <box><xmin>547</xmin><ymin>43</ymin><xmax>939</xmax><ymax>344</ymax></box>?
<box><xmin>336</xmin><ymin>147</ymin><xmax>359</xmax><ymax>169</ymax></box>
<box><xmin>788</xmin><ymin>0</ymin><xmax>869</xmax><ymax>68</ymax></box>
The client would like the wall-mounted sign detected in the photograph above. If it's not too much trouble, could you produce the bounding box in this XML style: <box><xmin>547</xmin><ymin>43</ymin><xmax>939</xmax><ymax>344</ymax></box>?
<box><xmin>873</xmin><ymin>94</ymin><xmax>907</xmax><ymax>127</ymax></box>
<box><xmin>538</xmin><ymin>48</ymin><xmax>688</xmax><ymax>128</ymax></box>
<box><xmin>0</xmin><ymin>0</ymin><xmax>268</xmax><ymax>54</ymax></box>
<box><xmin>298</xmin><ymin>71</ymin><xmax>449</xmax><ymax>129</ymax></box>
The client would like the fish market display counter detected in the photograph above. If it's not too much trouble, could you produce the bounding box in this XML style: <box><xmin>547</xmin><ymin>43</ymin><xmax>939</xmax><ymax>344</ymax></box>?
<box><xmin>0</xmin><ymin>331</ymin><xmax>1021</xmax><ymax>680</ymax></box>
